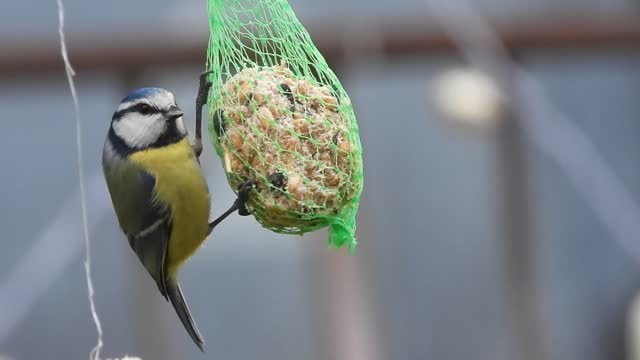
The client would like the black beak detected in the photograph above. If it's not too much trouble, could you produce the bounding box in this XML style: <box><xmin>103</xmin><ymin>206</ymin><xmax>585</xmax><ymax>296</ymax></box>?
<box><xmin>166</xmin><ymin>106</ymin><xmax>184</xmax><ymax>120</ymax></box>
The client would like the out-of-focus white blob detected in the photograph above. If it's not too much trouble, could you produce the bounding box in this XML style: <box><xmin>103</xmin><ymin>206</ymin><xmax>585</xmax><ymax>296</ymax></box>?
<box><xmin>430</xmin><ymin>67</ymin><xmax>507</xmax><ymax>129</ymax></box>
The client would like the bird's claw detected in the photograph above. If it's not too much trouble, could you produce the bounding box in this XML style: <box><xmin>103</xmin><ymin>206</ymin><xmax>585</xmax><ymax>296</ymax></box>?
<box><xmin>236</xmin><ymin>180</ymin><xmax>255</xmax><ymax>216</ymax></box>
<box><xmin>194</xmin><ymin>70</ymin><xmax>214</xmax><ymax>160</ymax></box>
<box><xmin>196</xmin><ymin>70</ymin><xmax>214</xmax><ymax>108</ymax></box>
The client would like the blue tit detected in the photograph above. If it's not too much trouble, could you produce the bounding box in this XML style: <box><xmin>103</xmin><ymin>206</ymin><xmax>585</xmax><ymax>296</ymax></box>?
<box><xmin>102</xmin><ymin>79</ymin><xmax>254</xmax><ymax>351</ymax></box>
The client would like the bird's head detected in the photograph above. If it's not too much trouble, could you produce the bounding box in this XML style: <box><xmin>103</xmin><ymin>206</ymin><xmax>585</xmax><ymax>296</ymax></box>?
<box><xmin>111</xmin><ymin>87</ymin><xmax>187</xmax><ymax>149</ymax></box>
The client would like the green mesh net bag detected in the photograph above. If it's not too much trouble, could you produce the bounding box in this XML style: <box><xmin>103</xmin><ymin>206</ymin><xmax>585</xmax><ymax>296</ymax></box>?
<box><xmin>205</xmin><ymin>0</ymin><xmax>364</xmax><ymax>252</ymax></box>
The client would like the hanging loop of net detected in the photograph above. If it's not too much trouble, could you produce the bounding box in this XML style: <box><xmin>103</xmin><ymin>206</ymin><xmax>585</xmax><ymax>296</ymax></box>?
<box><xmin>206</xmin><ymin>0</ymin><xmax>364</xmax><ymax>252</ymax></box>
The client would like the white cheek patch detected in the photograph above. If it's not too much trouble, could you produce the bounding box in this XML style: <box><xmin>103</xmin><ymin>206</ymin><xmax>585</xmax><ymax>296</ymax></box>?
<box><xmin>175</xmin><ymin>117</ymin><xmax>187</xmax><ymax>136</ymax></box>
<box><xmin>113</xmin><ymin>113</ymin><xmax>166</xmax><ymax>148</ymax></box>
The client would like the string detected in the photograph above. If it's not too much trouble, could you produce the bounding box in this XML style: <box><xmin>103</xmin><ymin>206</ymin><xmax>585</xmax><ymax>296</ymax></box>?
<box><xmin>56</xmin><ymin>1</ymin><xmax>104</xmax><ymax>359</ymax></box>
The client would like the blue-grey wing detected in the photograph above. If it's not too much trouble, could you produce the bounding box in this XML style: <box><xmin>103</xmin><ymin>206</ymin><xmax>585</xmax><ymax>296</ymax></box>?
<box><xmin>127</xmin><ymin>219</ymin><xmax>171</xmax><ymax>299</ymax></box>
<box><xmin>102</xmin><ymin>143</ymin><xmax>171</xmax><ymax>298</ymax></box>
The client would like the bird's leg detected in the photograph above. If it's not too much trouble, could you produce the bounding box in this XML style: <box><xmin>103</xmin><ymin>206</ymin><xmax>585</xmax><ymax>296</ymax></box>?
<box><xmin>207</xmin><ymin>180</ymin><xmax>255</xmax><ymax>235</ymax></box>
<box><xmin>195</xmin><ymin>71</ymin><xmax>256</xmax><ymax>234</ymax></box>
<box><xmin>193</xmin><ymin>70</ymin><xmax>213</xmax><ymax>160</ymax></box>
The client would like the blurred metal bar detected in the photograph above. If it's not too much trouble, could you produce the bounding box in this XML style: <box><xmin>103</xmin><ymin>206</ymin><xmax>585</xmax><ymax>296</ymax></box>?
<box><xmin>495</xmin><ymin>49</ymin><xmax>548</xmax><ymax>359</ymax></box>
<box><xmin>496</xmin><ymin>113</ymin><xmax>548</xmax><ymax>360</ymax></box>
<box><xmin>318</xmin><ymin>249</ymin><xmax>381</xmax><ymax>360</ymax></box>
<box><xmin>303</xmin><ymin>231</ymin><xmax>383</xmax><ymax>360</ymax></box>
<box><xmin>1</xmin><ymin>18</ymin><xmax>640</xmax><ymax>76</ymax></box>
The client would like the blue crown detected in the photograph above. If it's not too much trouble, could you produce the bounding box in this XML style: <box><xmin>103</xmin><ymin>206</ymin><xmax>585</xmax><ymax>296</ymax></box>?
<box><xmin>121</xmin><ymin>87</ymin><xmax>165</xmax><ymax>103</ymax></box>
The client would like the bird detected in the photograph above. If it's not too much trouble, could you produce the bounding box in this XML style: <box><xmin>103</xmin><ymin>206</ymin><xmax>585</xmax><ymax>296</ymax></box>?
<box><xmin>101</xmin><ymin>75</ymin><xmax>254</xmax><ymax>351</ymax></box>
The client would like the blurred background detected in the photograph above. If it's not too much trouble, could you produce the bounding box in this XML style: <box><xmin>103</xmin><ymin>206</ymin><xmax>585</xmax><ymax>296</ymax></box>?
<box><xmin>1</xmin><ymin>0</ymin><xmax>640</xmax><ymax>359</ymax></box>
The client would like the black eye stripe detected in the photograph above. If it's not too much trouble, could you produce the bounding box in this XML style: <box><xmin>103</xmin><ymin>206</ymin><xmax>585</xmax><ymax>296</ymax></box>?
<box><xmin>131</xmin><ymin>103</ymin><xmax>160</xmax><ymax>115</ymax></box>
<box><xmin>112</xmin><ymin>103</ymin><xmax>160</xmax><ymax>120</ymax></box>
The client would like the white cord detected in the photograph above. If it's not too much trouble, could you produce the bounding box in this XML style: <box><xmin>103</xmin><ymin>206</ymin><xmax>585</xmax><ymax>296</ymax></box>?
<box><xmin>56</xmin><ymin>1</ymin><xmax>104</xmax><ymax>359</ymax></box>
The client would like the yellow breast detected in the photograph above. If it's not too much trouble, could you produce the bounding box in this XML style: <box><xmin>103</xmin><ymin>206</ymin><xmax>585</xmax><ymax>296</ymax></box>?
<box><xmin>129</xmin><ymin>138</ymin><xmax>211</xmax><ymax>276</ymax></box>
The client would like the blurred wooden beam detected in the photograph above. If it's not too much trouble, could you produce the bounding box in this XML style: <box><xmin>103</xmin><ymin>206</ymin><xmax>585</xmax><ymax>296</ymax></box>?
<box><xmin>1</xmin><ymin>18</ymin><xmax>640</xmax><ymax>77</ymax></box>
